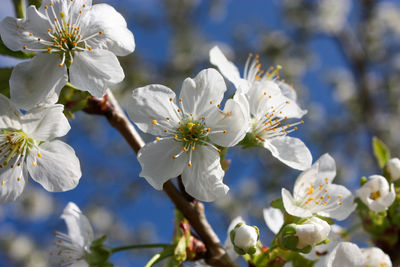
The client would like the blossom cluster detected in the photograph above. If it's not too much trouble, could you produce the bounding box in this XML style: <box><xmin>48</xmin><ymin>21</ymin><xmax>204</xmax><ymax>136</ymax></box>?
<box><xmin>0</xmin><ymin>0</ymin><xmax>398</xmax><ymax>266</ymax></box>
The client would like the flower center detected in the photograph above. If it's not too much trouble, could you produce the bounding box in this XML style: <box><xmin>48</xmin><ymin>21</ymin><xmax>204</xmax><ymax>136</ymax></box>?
<box><xmin>175</xmin><ymin>119</ymin><xmax>209</xmax><ymax>148</ymax></box>
<box><xmin>370</xmin><ymin>191</ymin><xmax>381</xmax><ymax>200</ymax></box>
<box><xmin>22</xmin><ymin>2</ymin><xmax>103</xmax><ymax>68</ymax></box>
<box><xmin>299</xmin><ymin>178</ymin><xmax>344</xmax><ymax>210</ymax></box>
<box><xmin>0</xmin><ymin>129</ymin><xmax>36</xmax><ymax>169</ymax></box>
<box><xmin>152</xmin><ymin>97</ymin><xmax>227</xmax><ymax>167</ymax></box>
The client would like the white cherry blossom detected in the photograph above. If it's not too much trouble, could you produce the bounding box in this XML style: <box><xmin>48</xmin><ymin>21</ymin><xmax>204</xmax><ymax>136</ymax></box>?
<box><xmin>127</xmin><ymin>68</ymin><xmax>248</xmax><ymax>201</ymax></box>
<box><xmin>51</xmin><ymin>202</ymin><xmax>94</xmax><ymax>267</ymax></box>
<box><xmin>0</xmin><ymin>0</ymin><xmax>135</xmax><ymax>109</ymax></box>
<box><xmin>356</xmin><ymin>175</ymin><xmax>395</xmax><ymax>212</ymax></box>
<box><xmin>0</xmin><ymin>94</ymin><xmax>81</xmax><ymax>203</ymax></box>
<box><xmin>327</xmin><ymin>242</ymin><xmax>392</xmax><ymax>267</ymax></box>
<box><xmin>210</xmin><ymin>46</ymin><xmax>312</xmax><ymax>170</ymax></box>
<box><xmin>282</xmin><ymin>153</ymin><xmax>356</xmax><ymax>220</ymax></box>
<box><xmin>386</xmin><ymin>158</ymin><xmax>400</xmax><ymax>181</ymax></box>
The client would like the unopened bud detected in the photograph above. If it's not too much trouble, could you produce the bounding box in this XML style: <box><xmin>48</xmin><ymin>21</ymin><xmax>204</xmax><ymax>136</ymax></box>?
<box><xmin>295</xmin><ymin>217</ymin><xmax>330</xmax><ymax>249</ymax></box>
<box><xmin>230</xmin><ymin>223</ymin><xmax>259</xmax><ymax>255</ymax></box>
<box><xmin>386</xmin><ymin>158</ymin><xmax>400</xmax><ymax>181</ymax></box>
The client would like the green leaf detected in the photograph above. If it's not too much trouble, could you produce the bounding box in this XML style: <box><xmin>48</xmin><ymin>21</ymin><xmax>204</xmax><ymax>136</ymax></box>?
<box><xmin>28</xmin><ymin>0</ymin><xmax>42</xmax><ymax>8</ymax></box>
<box><xmin>270</xmin><ymin>198</ymin><xmax>284</xmax><ymax>210</ymax></box>
<box><xmin>0</xmin><ymin>68</ymin><xmax>12</xmax><ymax>98</ymax></box>
<box><xmin>372</xmin><ymin>137</ymin><xmax>391</xmax><ymax>168</ymax></box>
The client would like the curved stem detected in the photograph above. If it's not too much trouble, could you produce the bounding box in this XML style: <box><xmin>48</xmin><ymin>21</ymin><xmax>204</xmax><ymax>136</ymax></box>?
<box><xmin>111</xmin><ymin>243</ymin><xmax>171</xmax><ymax>254</ymax></box>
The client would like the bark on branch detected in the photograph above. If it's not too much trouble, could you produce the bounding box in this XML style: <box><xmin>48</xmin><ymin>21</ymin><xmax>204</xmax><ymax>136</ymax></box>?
<box><xmin>84</xmin><ymin>90</ymin><xmax>236</xmax><ymax>267</ymax></box>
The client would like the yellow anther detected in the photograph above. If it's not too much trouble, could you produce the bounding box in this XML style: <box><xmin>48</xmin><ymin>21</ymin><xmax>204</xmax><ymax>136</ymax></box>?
<box><xmin>152</xmin><ymin>120</ymin><xmax>158</xmax><ymax>125</ymax></box>
<box><xmin>99</xmin><ymin>30</ymin><xmax>103</xmax><ymax>35</ymax></box>
<box><xmin>60</xmin><ymin>11</ymin><xmax>65</xmax><ymax>18</ymax></box>
<box><xmin>183</xmin><ymin>147</ymin><xmax>187</xmax><ymax>151</ymax></box>
<box><xmin>50</xmin><ymin>2</ymin><xmax>54</xmax><ymax>6</ymax></box>
<box><xmin>189</xmin><ymin>113</ymin><xmax>193</xmax><ymax>116</ymax></box>
<box><xmin>217</xmin><ymin>149</ymin><xmax>221</xmax><ymax>153</ymax></box>
<box><xmin>223</xmin><ymin>130</ymin><xmax>227</xmax><ymax>134</ymax></box>
<box><xmin>325</xmin><ymin>177</ymin><xmax>329</xmax><ymax>184</ymax></box>
<box><xmin>370</xmin><ymin>191</ymin><xmax>381</xmax><ymax>200</ymax></box>
<box><xmin>188</xmin><ymin>162</ymin><xmax>192</xmax><ymax>167</ymax></box>
<box><xmin>37</xmin><ymin>152</ymin><xmax>42</xmax><ymax>158</ymax></box>
<box><xmin>306</xmin><ymin>187</ymin><xmax>314</xmax><ymax>195</ymax></box>
<box><xmin>174</xmin><ymin>135</ymin><xmax>178</xmax><ymax>139</ymax></box>
<box><xmin>338</xmin><ymin>201</ymin><xmax>343</xmax><ymax>205</ymax></box>
<box><xmin>83</xmin><ymin>4</ymin><xmax>86</xmax><ymax>7</ymax></box>
<box><xmin>301</xmin><ymin>120</ymin><xmax>304</xmax><ymax>124</ymax></box>
<box><xmin>163</xmin><ymin>129</ymin><xmax>168</xmax><ymax>133</ymax></box>
<box><xmin>187</xmin><ymin>122</ymin><xmax>195</xmax><ymax>130</ymax></box>
<box><xmin>45</xmin><ymin>5</ymin><xmax>49</xmax><ymax>9</ymax></box>
<box><xmin>179</xmin><ymin>98</ymin><xmax>182</xmax><ymax>102</ymax></box>
<box><xmin>1</xmin><ymin>181</ymin><xmax>4</xmax><ymax>186</ymax></box>
<box><xmin>173</xmin><ymin>155</ymin><xmax>177</xmax><ymax>159</ymax></box>
<box><xmin>209</xmin><ymin>101</ymin><xmax>213</xmax><ymax>104</ymax></box>
<box><xmin>23</xmin><ymin>46</ymin><xmax>27</xmax><ymax>50</ymax></box>
<box><xmin>17</xmin><ymin>177</ymin><xmax>21</xmax><ymax>181</ymax></box>
<box><xmin>319</xmin><ymin>184</ymin><xmax>323</xmax><ymax>190</ymax></box>
<box><xmin>32</xmin><ymin>161</ymin><xmax>37</xmax><ymax>166</ymax></box>
<box><xmin>217</xmin><ymin>104</ymin><xmax>221</xmax><ymax>107</ymax></box>
<box><xmin>177</xmin><ymin>108</ymin><xmax>181</xmax><ymax>112</ymax></box>
<box><xmin>156</xmin><ymin>137</ymin><xmax>160</xmax><ymax>141</ymax></box>
<box><xmin>169</xmin><ymin>97</ymin><xmax>173</xmax><ymax>102</ymax></box>
<box><xmin>88</xmin><ymin>46</ymin><xmax>92</xmax><ymax>51</ymax></box>
<box><xmin>191</xmin><ymin>146</ymin><xmax>195</xmax><ymax>151</ymax></box>
<box><xmin>337</xmin><ymin>195</ymin><xmax>342</xmax><ymax>199</ymax></box>
<box><xmin>58</xmin><ymin>63</ymin><xmax>63</xmax><ymax>67</ymax></box>
<box><xmin>29</xmin><ymin>33</ymin><xmax>33</xmax><ymax>36</ymax></box>
<box><xmin>206</xmin><ymin>128</ymin><xmax>210</xmax><ymax>132</ymax></box>
<box><xmin>166</xmin><ymin>117</ymin><xmax>170</xmax><ymax>120</ymax></box>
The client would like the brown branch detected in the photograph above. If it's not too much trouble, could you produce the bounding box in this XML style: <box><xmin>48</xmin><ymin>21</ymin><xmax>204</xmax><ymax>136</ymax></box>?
<box><xmin>84</xmin><ymin>90</ymin><xmax>236</xmax><ymax>267</ymax></box>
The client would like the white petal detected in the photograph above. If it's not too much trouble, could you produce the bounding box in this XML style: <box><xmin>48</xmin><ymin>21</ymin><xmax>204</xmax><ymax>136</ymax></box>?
<box><xmin>361</xmin><ymin>247</ymin><xmax>392</xmax><ymax>267</ymax></box>
<box><xmin>61</xmin><ymin>202</ymin><xmax>94</xmax><ymax>248</ymax></box>
<box><xmin>21</xmin><ymin>104</ymin><xmax>70</xmax><ymax>141</ymax></box>
<box><xmin>209</xmin><ymin>46</ymin><xmax>242</xmax><ymax>88</ymax></box>
<box><xmin>263</xmin><ymin>207</ymin><xmax>284</xmax><ymax>234</ymax></box>
<box><xmin>70</xmin><ymin>261</ymin><xmax>89</xmax><ymax>267</ymax></box>
<box><xmin>138</xmin><ymin>139</ymin><xmax>188</xmax><ymax>190</ymax></box>
<box><xmin>281</xmin><ymin>188</ymin><xmax>313</xmax><ymax>218</ymax></box>
<box><xmin>247</xmin><ymin>80</ymin><xmax>281</xmax><ymax>117</ymax></box>
<box><xmin>39</xmin><ymin>0</ymin><xmax>70</xmax><ymax>20</ymax></box>
<box><xmin>181</xmin><ymin>145</ymin><xmax>228</xmax><ymax>202</ymax></box>
<box><xmin>27</xmin><ymin>141</ymin><xmax>81</xmax><ymax>192</ymax></box>
<box><xmin>293</xmin><ymin>153</ymin><xmax>336</xmax><ymax>199</ymax></box>
<box><xmin>0</xmin><ymin>6</ymin><xmax>50</xmax><ymax>51</ymax></box>
<box><xmin>206</xmin><ymin>99</ymin><xmax>248</xmax><ymax>147</ymax></box>
<box><xmin>279</xmin><ymin>82</ymin><xmax>298</xmax><ymax>102</ymax></box>
<box><xmin>179</xmin><ymin>68</ymin><xmax>227</xmax><ymax>119</ymax></box>
<box><xmin>79</xmin><ymin>4</ymin><xmax>134</xmax><ymax>56</ymax></box>
<box><xmin>127</xmin><ymin>84</ymin><xmax>181</xmax><ymax>136</ymax></box>
<box><xmin>0</xmin><ymin>165</ymin><xmax>27</xmax><ymax>204</ymax></box>
<box><xmin>10</xmin><ymin>53</ymin><xmax>68</xmax><ymax>110</ymax></box>
<box><xmin>67</xmin><ymin>0</ymin><xmax>93</xmax><ymax>22</ymax></box>
<box><xmin>0</xmin><ymin>94</ymin><xmax>22</xmax><ymax>130</ymax></box>
<box><xmin>69</xmin><ymin>49</ymin><xmax>124</xmax><ymax>97</ymax></box>
<box><xmin>317</xmin><ymin>184</ymin><xmax>356</xmax><ymax>221</ymax></box>
<box><xmin>327</xmin><ymin>242</ymin><xmax>364</xmax><ymax>267</ymax></box>
<box><xmin>263</xmin><ymin>136</ymin><xmax>312</xmax><ymax>170</ymax></box>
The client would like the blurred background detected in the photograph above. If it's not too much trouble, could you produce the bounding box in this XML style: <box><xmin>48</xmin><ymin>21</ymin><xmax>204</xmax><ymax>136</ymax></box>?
<box><xmin>0</xmin><ymin>0</ymin><xmax>400</xmax><ymax>266</ymax></box>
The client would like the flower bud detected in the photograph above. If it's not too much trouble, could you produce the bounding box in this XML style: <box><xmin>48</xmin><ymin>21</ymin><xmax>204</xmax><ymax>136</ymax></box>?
<box><xmin>295</xmin><ymin>217</ymin><xmax>330</xmax><ymax>249</ymax></box>
<box><xmin>230</xmin><ymin>223</ymin><xmax>259</xmax><ymax>255</ymax></box>
<box><xmin>386</xmin><ymin>158</ymin><xmax>400</xmax><ymax>181</ymax></box>
<box><xmin>356</xmin><ymin>175</ymin><xmax>395</xmax><ymax>212</ymax></box>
